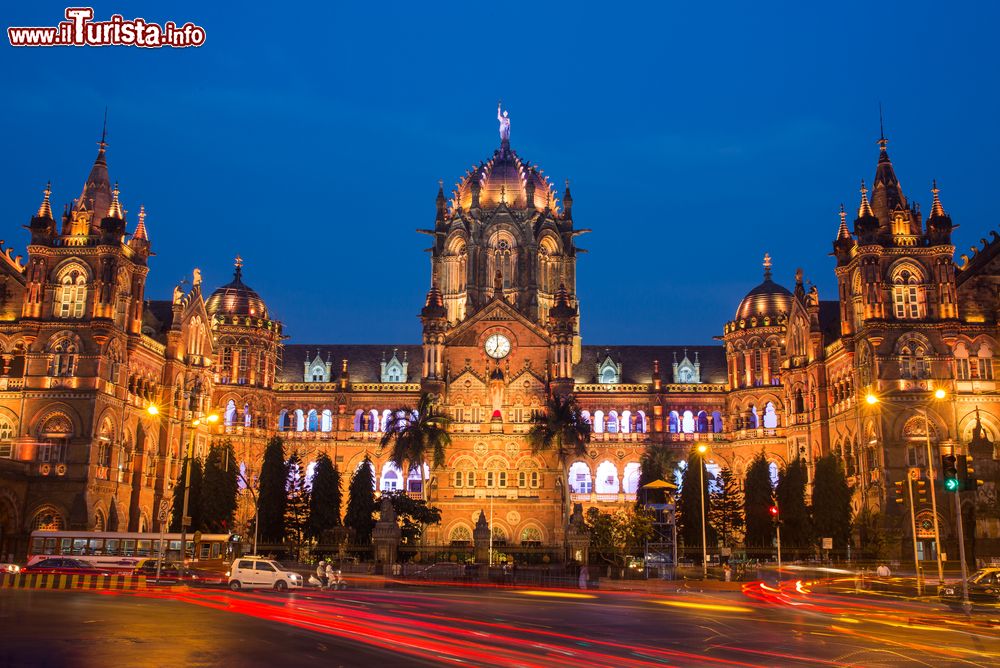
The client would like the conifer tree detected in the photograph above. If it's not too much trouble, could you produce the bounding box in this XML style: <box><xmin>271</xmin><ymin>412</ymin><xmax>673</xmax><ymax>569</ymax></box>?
<box><xmin>256</xmin><ymin>436</ymin><xmax>288</xmax><ymax>544</ymax></box>
<box><xmin>709</xmin><ymin>466</ymin><xmax>745</xmax><ymax>547</ymax></box>
<box><xmin>776</xmin><ymin>457</ymin><xmax>811</xmax><ymax>548</ymax></box>
<box><xmin>811</xmin><ymin>454</ymin><xmax>853</xmax><ymax>551</ymax></box>
<box><xmin>284</xmin><ymin>452</ymin><xmax>310</xmax><ymax>548</ymax></box>
<box><xmin>307</xmin><ymin>452</ymin><xmax>342</xmax><ymax>541</ymax></box>
<box><xmin>344</xmin><ymin>455</ymin><xmax>376</xmax><ymax>545</ymax></box>
<box><xmin>201</xmin><ymin>440</ymin><xmax>239</xmax><ymax>533</ymax></box>
<box><xmin>676</xmin><ymin>448</ymin><xmax>715</xmax><ymax>550</ymax></box>
<box><xmin>744</xmin><ymin>452</ymin><xmax>775</xmax><ymax>548</ymax></box>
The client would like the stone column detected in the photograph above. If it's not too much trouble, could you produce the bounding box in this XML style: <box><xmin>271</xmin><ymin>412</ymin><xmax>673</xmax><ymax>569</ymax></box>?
<box><xmin>565</xmin><ymin>503</ymin><xmax>589</xmax><ymax>564</ymax></box>
<box><xmin>473</xmin><ymin>510</ymin><xmax>491</xmax><ymax>564</ymax></box>
<box><xmin>372</xmin><ymin>496</ymin><xmax>401</xmax><ymax>569</ymax></box>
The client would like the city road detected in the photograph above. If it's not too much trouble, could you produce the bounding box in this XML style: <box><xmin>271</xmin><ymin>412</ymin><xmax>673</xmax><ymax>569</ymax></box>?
<box><xmin>2</xmin><ymin>580</ymin><xmax>999</xmax><ymax>667</ymax></box>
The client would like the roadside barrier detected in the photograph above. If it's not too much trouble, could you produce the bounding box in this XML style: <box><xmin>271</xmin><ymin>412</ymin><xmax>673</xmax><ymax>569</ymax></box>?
<box><xmin>1</xmin><ymin>573</ymin><xmax>147</xmax><ymax>590</ymax></box>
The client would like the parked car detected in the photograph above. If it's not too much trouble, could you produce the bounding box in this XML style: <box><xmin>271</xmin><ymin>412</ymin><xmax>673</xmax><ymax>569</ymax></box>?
<box><xmin>22</xmin><ymin>558</ymin><xmax>110</xmax><ymax>577</ymax></box>
<box><xmin>940</xmin><ymin>567</ymin><xmax>1000</xmax><ymax>605</ymax></box>
<box><xmin>0</xmin><ymin>563</ymin><xmax>21</xmax><ymax>574</ymax></box>
<box><xmin>413</xmin><ymin>562</ymin><xmax>466</xmax><ymax>581</ymax></box>
<box><xmin>227</xmin><ymin>556</ymin><xmax>303</xmax><ymax>592</ymax></box>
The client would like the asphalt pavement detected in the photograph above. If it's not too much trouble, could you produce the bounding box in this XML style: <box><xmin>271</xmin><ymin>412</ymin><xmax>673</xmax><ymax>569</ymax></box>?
<box><xmin>2</xmin><ymin>579</ymin><xmax>999</xmax><ymax>667</ymax></box>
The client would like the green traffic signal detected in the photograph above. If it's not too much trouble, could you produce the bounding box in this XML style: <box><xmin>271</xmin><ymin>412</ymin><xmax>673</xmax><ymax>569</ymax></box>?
<box><xmin>944</xmin><ymin>477</ymin><xmax>960</xmax><ymax>492</ymax></box>
<box><xmin>941</xmin><ymin>454</ymin><xmax>959</xmax><ymax>493</ymax></box>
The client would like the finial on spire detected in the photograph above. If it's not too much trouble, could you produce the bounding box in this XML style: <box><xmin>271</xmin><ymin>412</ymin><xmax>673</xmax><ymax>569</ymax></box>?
<box><xmin>499</xmin><ymin>184</ymin><xmax>506</xmax><ymax>204</ymax></box>
<box><xmin>837</xmin><ymin>203</ymin><xmax>850</xmax><ymax>239</ymax></box>
<box><xmin>99</xmin><ymin>107</ymin><xmax>108</xmax><ymax>152</ymax></box>
<box><xmin>234</xmin><ymin>254</ymin><xmax>244</xmax><ymax>280</ymax></box>
<box><xmin>877</xmin><ymin>102</ymin><xmax>888</xmax><ymax>153</ymax></box>
<box><xmin>133</xmin><ymin>204</ymin><xmax>148</xmax><ymax>241</ymax></box>
<box><xmin>107</xmin><ymin>181</ymin><xmax>123</xmax><ymax>219</ymax></box>
<box><xmin>763</xmin><ymin>253</ymin><xmax>772</xmax><ymax>280</ymax></box>
<box><xmin>497</xmin><ymin>100</ymin><xmax>511</xmax><ymax>148</ymax></box>
<box><xmin>858</xmin><ymin>179</ymin><xmax>874</xmax><ymax>218</ymax></box>
<box><xmin>930</xmin><ymin>179</ymin><xmax>946</xmax><ymax>218</ymax></box>
<box><xmin>36</xmin><ymin>181</ymin><xmax>53</xmax><ymax>219</ymax></box>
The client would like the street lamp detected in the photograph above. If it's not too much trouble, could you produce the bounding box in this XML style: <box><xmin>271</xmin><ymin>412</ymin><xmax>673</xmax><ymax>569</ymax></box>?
<box><xmin>696</xmin><ymin>444</ymin><xmax>709</xmax><ymax>578</ymax></box>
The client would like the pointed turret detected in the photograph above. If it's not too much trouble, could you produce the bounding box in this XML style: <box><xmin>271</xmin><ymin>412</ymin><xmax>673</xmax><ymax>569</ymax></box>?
<box><xmin>563</xmin><ymin>179</ymin><xmax>573</xmax><ymax>219</ymax></box>
<box><xmin>435</xmin><ymin>179</ymin><xmax>447</xmax><ymax>223</ymax></box>
<box><xmin>854</xmin><ymin>180</ymin><xmax>879</xmax><ymax>243</ymax></box>
<box><xmin>133</xmin><ymin>204</ymin><xmax>149</xmax><ymax>241</ymax></box>
<box><xmin>100</xmin><ymin>180</ymin><xmax>126</xmax><ymax>242</ymax></box>
<box><xmin>107</xmin><ymin>182</ymin><xmax>124</xmax><ymax>220</ymax></box>
<box><xmin>870</xmin><ymin>132</ymin><xmax>907</xmax><ymax>223</ymax></box>
<box><xmin>833</xmin><ymin>203</ymin><xmax>855</xmax><ymax>265</ymax></box>
<box><xmin>75</xmin><ymin>121</ymin><xmax>113</xmax><ymax>222</ymax></box>
<box><xmin>28</xmin><ymin>181</ymin><xmax>57</xmax><ymax>242</ymax></box>
<box><xmin>925</xmin><ymin>179</ymin><xmax>954</xmax><ymax>245</ymax></box>
<box><xmin>549</xmin><ymin>282</ymin><xmax>577</xmax><ymax>319</ymax></box>
<box><xmin>421</xmin><ymin>282</ymin><xmax>446</xmax><ymax>319</ymax></box>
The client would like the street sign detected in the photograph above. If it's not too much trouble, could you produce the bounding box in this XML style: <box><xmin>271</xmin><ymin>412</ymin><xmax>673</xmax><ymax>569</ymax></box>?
<box><xmin>822</xmin><ymin>537</ymin><xmax>833</xmax><ymax>550</ymax></box>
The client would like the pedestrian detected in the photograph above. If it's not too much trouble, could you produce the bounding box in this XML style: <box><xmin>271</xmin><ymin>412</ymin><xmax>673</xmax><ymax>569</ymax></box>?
<box><xmin>579</xmin><ymin>564</ymin><xmax>589</xmax><ymax>590</ymax></box>
<box><xmin>876</xmin><ymin>563</ymin><xmax>890</xmax><ymax>578</ymax></box>
<box><xmin>316</xmin><ymin>560</ymin><xmax>328</xmax><ymax>589</ymax></box>
<box><xmin>723</xmin><ymin>563</ymin><xmax>732</xmax><ymax>582</ymax></box>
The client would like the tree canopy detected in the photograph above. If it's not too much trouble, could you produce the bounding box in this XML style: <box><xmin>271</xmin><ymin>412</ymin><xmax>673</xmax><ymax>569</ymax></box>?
<box><xmin>256</xmin><ymin>436</ymin><xmax>288</xmax><ymax>544</ymax></box>
<box><xmin>307</xmin><ymin>452</ymin><xmax>342</xmax><ymax>541</ymax></box>
<box><xmin>344</xmin><ymin>455</ymin><xmax>376</xmax><ymax>545</ymax></box>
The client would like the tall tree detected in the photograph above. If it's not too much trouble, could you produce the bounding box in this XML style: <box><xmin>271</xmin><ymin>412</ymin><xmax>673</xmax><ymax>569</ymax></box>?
<box><xmin>527</xmin><ymin>394</ymin><xmax>592</xmax><ymax>518</ymax></box>
<box><xmin>635</xmin><ymin>443</ymin><xmax>678</xmax><ymax>507</ymax></box>
<box><xmin>256</xmin><ymin>436</ymin><xmax>288</xmax><ymax>545</ymax></box>
<box><xmin>584</xmin><ymin>506</ymin><xmax>654</xmax><ymax>568</ymax></box>
<box><xmin>201</xmin><ymin>441</ymin><xmax>239</xmax><ymax>533</ymax></box>
<box><xmin>676</xmin><ymin>448</ymin><xmax>716</xmax><ymax>551</ymax></box>
<box><xmin>381</xmin><ymin>489</ymin><xmax>442</xmax><ymax>544</ymax></box>
<box><xmin>709</xmin><ymin>466</ymin><xmax>744</xmax><ymax>547</ymax></box>
<box><xmin>344</xmin><ymin>455</ymin><xmax>376</xmax><ymax>545</ymax></box>
<box><xmin>284</xmin><ymin>452</ymin><xmax>310</xmax><ymax>549</ymax></box>
<box><xmin>170</xmin><ymin>456</ymin><xmax>203</xmax><ymax>532</ymax></box>
<box><xmin>307</xmin><ymin>452</ymin><xmax>342</xmax><ymax>541</ymax></box>
<box><xmin>380</xmin><ymin>393</ymin><xmax>452</xmax><ymax>501</ymax></box>
<box><xmin>776</xmin><ymin>457</ymin><xmax>811</xmax><ymax>548</ymax></box>
<box><xmin>811</xmin><ymin>455</ymin><xmax>853</xmax><ymax>551</ymax></box>
<box><xmin>744</xmin><ymin>452</ymin><xmax>775</xmax><ymax>548</ymax></box>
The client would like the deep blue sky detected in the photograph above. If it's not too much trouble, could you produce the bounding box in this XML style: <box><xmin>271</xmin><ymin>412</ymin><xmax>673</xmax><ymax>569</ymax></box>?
<box><xmin>3</xmin><ymin>2</ymin><xmax>998</xmax><ymax>345</ymax></box>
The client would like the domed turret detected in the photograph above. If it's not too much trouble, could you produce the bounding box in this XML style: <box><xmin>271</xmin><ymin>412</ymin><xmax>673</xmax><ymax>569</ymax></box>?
<box><xmin>735</xmin><ymin>254</ymin><xmax>793</xmax><ymax>321</ymax></box>
<box><xmin>206</xmin><ymin>256</ymin><xmax>269</xmax><ymax>319</ymax></box>
<box><xmin>452</xmin><ymin>146</ymin><xmax>558</xmax><ymax>212</ymax></box>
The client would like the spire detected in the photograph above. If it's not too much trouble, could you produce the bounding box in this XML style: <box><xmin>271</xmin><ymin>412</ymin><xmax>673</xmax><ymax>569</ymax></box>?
<box><xmin>762</xmin><ymin>253</ymin><xmax>772</xmax><ymax>281</ymax></box>
<box><xmin>930</xmin><ymin>179</ymin><xmax>946</xmax><ymax>218</ymax></box>
<box><xmin>435</xmin><ymin>179</ymin><xmax>446</xmax><ymax>222</ymax></box>
<box><xmin>106</xmin><ymin>181</ymin><xmax>124</xmax><ymax>219</ymax></box>
<box><xmin>857</xmin><ymin>180</ymin><xmax>874</xmax><ymax>218</ymax></box>
<box><xmin>563</xmin><ymin>179</ymin><xmax>573</xmax><ymax>218</ymax></box>
<box><xmin>233</xmin><ymin>255</ymin><xmax>244</xmax><ymax>282</ymax></box>
<box><xmin>133</xmin><ymin>204</ymin><xmax>148</xmax><ymax>240</ymax></box>
<box><xmin>36</xmin><ymin>181</ymin><xmax>53</xmax><ymax>219</ymax></box>
<box><xmin>75</xmin><ymin>115</ymin><xmax>113</xmax><ymax>219</ymax></box>
<box><xmin>870</xmin><ymin>114</ymin><xmax>906</xmax><ymax>216</ymax></box>
<box><xmin>837</xmin><ymin>203</ymin><xmax>850</xmax><ymax>239</ymax></box>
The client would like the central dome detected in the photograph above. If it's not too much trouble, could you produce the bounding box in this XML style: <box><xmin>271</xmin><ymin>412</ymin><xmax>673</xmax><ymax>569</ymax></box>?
<box><xmin>452</xmin><ymin>145</ymin><xmax>559</xmax><ymax>212</ymax></box>
<box><xmin>735</xmin><ymin>255</ymin><xmax>792</xmax><ymax>320</ymax></box>
<box><xmin>206</xmin><ymin>261</ymin><xmax>269</xmax><ymax>320</ymax></box>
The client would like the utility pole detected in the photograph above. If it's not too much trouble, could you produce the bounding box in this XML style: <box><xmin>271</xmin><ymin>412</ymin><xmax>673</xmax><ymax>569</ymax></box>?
<box><xmin>953</xmin><ymin>490</ymin><xmax>970</xmax><ymax>611</ymax></box>
<box><xmin>922</xmin><ymin>408</ymin><xmax>945</xmax><ymax>584</ymax></box>
<box><xmin>906</xmin><ymin>468</ymin><xmax>922</xmax><ymax>596</ymax></box>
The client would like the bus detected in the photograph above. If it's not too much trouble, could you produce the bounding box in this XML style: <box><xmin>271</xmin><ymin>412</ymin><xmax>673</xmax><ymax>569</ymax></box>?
<box><xmin>27</xmin><ymin>530</ymin><xmax>243</xmax><ymax>570</ymax></box>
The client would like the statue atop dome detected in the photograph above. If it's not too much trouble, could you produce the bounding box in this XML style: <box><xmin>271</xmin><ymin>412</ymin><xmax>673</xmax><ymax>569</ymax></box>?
<box><xmin>497</xmin><ymin>101</ymin><xmax>510</xmax><ymax>146</ymax></box>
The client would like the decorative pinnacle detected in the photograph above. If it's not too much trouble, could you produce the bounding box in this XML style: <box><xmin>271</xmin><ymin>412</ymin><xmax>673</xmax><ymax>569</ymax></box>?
<box><xmin>107</xmin><ymin>181</ymin><xmax>123</xmax><ymax>219</ymax></box>
<box><xmin>930</xmin><ymin>179</ymin><xmax>946</xmax><ymax>217</ymax></box>
<box><xmin>763</xmin><ymin>253</ymin><xmax>772</xmax><ymax>280</ymax></box>
<box><xmin>234</xmin><ymin>254</ymin><xmax>244</xmax><ymax>280</ymax></box>
<box><xmin>858</xmin><ymin>179</ymin><xmax>874</xmax><ymax>218</ymax></box>
<box><xmin>133</xmin><ymin>204</ymin><xmax>148</xmax><ymax>241</ymax></box>
<box><xmin>37</xmin><ymin>181</ymin><xmax>53</xmax><ymax>219</ymax></box>
<box><xmin>837</xmin><ymin>203</ymin><xmax>850</xmax><ymax>239</ymax></box>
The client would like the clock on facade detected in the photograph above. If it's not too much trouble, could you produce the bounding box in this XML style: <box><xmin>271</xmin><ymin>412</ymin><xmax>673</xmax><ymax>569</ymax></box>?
<box><xmin>484</xmin><ymin>333</ymin><xmax>511</xmax><ymax>359</ymax></box>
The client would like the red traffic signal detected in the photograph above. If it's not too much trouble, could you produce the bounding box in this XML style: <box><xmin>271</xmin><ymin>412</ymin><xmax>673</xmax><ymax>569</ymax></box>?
<box><xmin>769</xmin><ymin>505</ymin><xmax>779</xmax><ymax>517</ymax></box>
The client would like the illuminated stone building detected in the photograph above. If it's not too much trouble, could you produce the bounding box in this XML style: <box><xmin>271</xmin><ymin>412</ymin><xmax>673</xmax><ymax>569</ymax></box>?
<box><xmin>0</xmin><ymin>114</ymin><xmax>998</xmax><ymax>563</ymax></box>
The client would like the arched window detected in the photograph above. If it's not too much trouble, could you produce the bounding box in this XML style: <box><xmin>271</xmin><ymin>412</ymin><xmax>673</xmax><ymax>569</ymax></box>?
<box><xmin>307</xmin><ymin>409</ymin><xmax>319</xmax><ymax>432</ymax></box>
<box><xmin>749</xmin><ymin>405</ymin><xmax>759</xmax><ymax>429</ymax></box>
<box><xmin>277</xmin><ymin>409</ymin><xmax>289</xmax><ymax>432</ymax></box>
<box><xmin>93</xmin><ymin>509</ymin><xmax>106</xmax><ymax>532</ymax></box>
<box><xmin>899</xmin><ymin>341</ymin><xmax>929</xmax><ymax>379</ymax></box>
<box><xmin>892</xmin><ymin>269</ymin><xmax>922</xmax><ymax>320</ymax></box>
<box><xmin>712</xmin><ymin>410</ymin><xmax>723</xmax><ymax>433</ymax></box>
<box><xmin>595</xmin><ymin>461</ymin><xmax>620</xmax><ymax>494</ymax></box>
<box><xmin>243</xmin><ymin>403</ymin><xmax>252</xmax><ymax>428</ymax></box>
<box><xmin>580</xmin><ymin>410</ymin><xmax>591</xmax><ymax>425</ymax></box>
<box><xmin>224</xmin><ymin>400</ymin><xmax>237</xmax><ymax>427</ymax></box>
<box><xmin>681</xmin><ymin>410</ymin><xmax>695</xmax><ymax>434</ymax></box>
<box><xmin>696</xmin><ymin>410</ymin><xmax>708</xmax><ymax>433</ymax></box>
<box><xmin>623</xmin><ymin>462</ymin><xmax>641</xmax><ymax>494</ymax></box>
<box><xmin>56</xmin><ymin>265</ymin><xmax>88</xmax><ymax>319</ymax></box>
<box><xmin>48</xmin><ymin>338</ymin><xmax>78</xmax><ymax>377</ymax></box>
<box><xmin>593</xmin><ymin>410</ymin><xmax>605</xmax><ymax>434</ymax></box>
<box><xmin>520</xmin><ymin>526</ymin><xmax>543</xmax><ymax>546</ymax></box>
<box><xmin>31</xmin><ymin>506</ymin><xmax>65</xmax><ymax>531</ymax></box>
<box><xmin>352</xmin><ymin>409</ymin><xmax>364</xmax><ymax>431</ymax></box>
<box><xmin>606</xmin><ymin>411</ymin><xmax>619</xmax><ymax>434</ymax></box>
<box><xmin>450</xmin><ymin>525</ymin><xmax>472</xmax><ymax>545</ymax></box>
<box><xmin>369</xmin><ymin>409</ymin><xmax>379</xmax><ymax>432</ymax></box>
<box><xmin>668</xmin><ymin>410</ymin><xmax>679</xmax><ymax>433</ymax></box>
<box><xmin>321</xmin><ymin>409</ymin><xmax>333</xmax><ymax>432</ymax></box>
<box><xmin>976</xmin><ymin>344</ymin><xmax>995</xmax><ymax>381</ymax></box>
<box><xmin>294</xmin><ymin>409</ymin><xmax>305</xmax><ymax>432</ymax></box>
<box><xmin>380</xmin><ymin>462</ymin><xmax>402</xmax><ymax>491</ymax></box>
<box><xmin>568</xmin><ymin>461</ymin><xmax>592</xmax><ymax>494</ymax></box>
<box><xmin>635</xmin><ymin>411</ymin><xmax>646</xmax><ymax>434</ymax></box>
<box><xmin>762</xmin><ymin>402</ymin><xmax>778</xmax><ymax>429</ymax></box>
<box><xmin>0</xmin><ymin>415</ymin><xmax>16</xmax><ymax>458</ymax></box>
<box><xmin>768</xmin><ymin>462</ymin><xmax>779</xmax><ymax>487</ymax></box>
<box><xmin>620</xmin><ymin>410</ymin><xmax>631</xmax><ymax>434</ymax></box>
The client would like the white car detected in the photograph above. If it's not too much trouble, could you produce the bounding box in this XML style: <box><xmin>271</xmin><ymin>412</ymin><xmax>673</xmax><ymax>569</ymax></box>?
<box><xmin>227</xmin><ymin>557</ymin><xmax>303</xmax><ymax>592</ymax></box>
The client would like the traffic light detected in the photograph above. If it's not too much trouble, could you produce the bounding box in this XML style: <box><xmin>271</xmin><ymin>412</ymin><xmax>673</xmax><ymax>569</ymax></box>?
<box><xmin>942</xmin><ymin>454</ymin><xmax>959</xmax><ymax>492</ymax></box>
<box><xmin>958</xmin><ymin>455</ymin><xmax>982</xmax><ymax>492</ymax></box>
<box><xmin>769</xmin><ymin>505</ymin><xmax>779</xmax><ymax>524</ymax></box>
<box><xmin>893</xmin><ymin>480</ymin><xmax>905</xmax><ymax>504</ymax></box>
<box><xmin>914</xmin><ymin>479</ymin><xmax>928</xmax><ymax>503</ymax></box>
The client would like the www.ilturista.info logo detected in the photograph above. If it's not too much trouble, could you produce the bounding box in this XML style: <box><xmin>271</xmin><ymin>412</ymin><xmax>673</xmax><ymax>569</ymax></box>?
<box><xmin>8</xmin><ymin>7</ymin><xmax>206</xmax><ymax>48</ymax></box>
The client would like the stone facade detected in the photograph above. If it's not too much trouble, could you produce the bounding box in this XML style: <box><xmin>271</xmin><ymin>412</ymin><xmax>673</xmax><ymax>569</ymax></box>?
<box><xmin>0</xmin><ymin>119</ymin><xmax>998</xmax><ymax>563</ymax></box>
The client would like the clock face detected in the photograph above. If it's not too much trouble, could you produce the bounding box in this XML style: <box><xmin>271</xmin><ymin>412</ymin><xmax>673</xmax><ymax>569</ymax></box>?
<box><xmin>484</xmin><ymin>333</ymin><xmax>511</xmax><ymax>359</ymax></box>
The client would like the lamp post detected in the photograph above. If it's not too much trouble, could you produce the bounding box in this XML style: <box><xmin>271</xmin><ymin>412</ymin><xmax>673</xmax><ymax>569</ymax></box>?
<box><xmin>179</xmin><ymin>412</ymin><xmax>219</xmax><ymax>570</ymax></box>
<box><xmin>696</xmin><ymin>444</ymin><xmax>709</xmax><ymax>578</ymax></box>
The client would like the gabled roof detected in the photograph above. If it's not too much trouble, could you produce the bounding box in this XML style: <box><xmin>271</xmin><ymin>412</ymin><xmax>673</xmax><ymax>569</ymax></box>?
<box><xmin>278</xmin><ymin>344</ymin><xmax>422</xmax><ymax>384</ymax></box>
<box><xmin>574</xmin><ymin>345</ymin><xmax>727</xmax><ymax>385</ymax></box>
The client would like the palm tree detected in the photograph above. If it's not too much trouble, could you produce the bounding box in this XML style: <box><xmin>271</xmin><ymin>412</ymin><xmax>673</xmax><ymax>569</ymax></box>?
<box><xmin>380</xmin><ymin>393</ymin><xmax>452</xmax><ymax>501</ymax></box>
<box><xmin>527</xmin><ymin>394</ymin><xmax>592</xmax><ymax>519</ymax></box>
